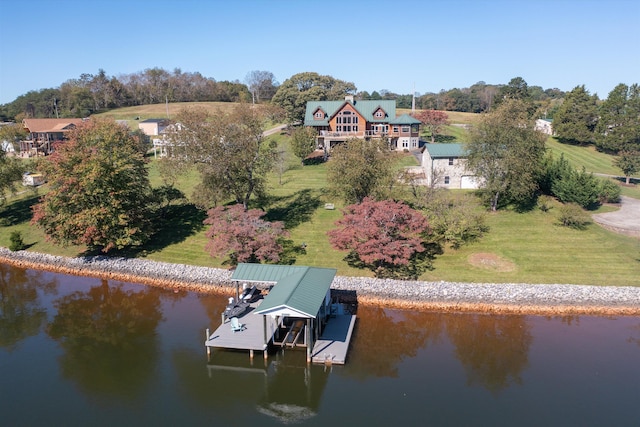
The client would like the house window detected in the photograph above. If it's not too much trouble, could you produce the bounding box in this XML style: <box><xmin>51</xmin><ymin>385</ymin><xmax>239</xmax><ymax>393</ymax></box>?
<box><xmin>337</xmin><ymin>110</ymin><xmax>355</xmax><ymax>125</ymax></box>
<box><xmin>314</xmin><ymin>111</ymin><xmax>323</xmax><ymax>119</ymax></box>
<box><xmin>375</xmin><ymin>110</ymin><xmax>384</xmax><ymax>118</ymax></box>
<box><xmin>373</xmin><ymin>125</ymin><xmax>387</xmax><ymax>134</ymax></box>
<box><xmin>392</xmin><ymin>126</ymin><xmax>399</xmax><ymax>133</ymax></box>
<box><xmin>401</xmin><ymin>125</ymin><xmax>410</xmax><ymax>133</ymax></box>
<box><xmin>448</xmin><ymin>157</ymin><xmax>454</xmax><ymax>165</ymax></box>
<box><xmin>353</xmin><ymin>125</ymin><xmax>358</xmax><ymax>132</ymax></box>
<box><xmin>444</xmin><ymin>176</ymin><xmax>450</xmax><ymax>185</ymax></box>
<box><xmin>402</xmin><ymin>140</ymin><xmax>409</xmax><ymax>148</ymax></box>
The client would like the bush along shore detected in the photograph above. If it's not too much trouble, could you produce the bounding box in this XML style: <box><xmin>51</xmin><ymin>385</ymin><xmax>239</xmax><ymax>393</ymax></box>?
<box><xmin>1</xmin><ymin>247</ymin><xmax>639</xmax><ymax>316</ymax></box>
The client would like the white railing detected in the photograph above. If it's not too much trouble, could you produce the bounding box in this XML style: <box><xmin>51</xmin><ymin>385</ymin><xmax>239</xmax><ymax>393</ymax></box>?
<box><xmin>319</xmin><ymin>130</ymin><xmax>388</xmax><ymax>138</ymax></box>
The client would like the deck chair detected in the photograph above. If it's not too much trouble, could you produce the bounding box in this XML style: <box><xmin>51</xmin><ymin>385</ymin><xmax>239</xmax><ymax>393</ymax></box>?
<box><xmin>230</xmin><ymin>317</ymin><xmax>245</xmax><ymax>332</ymax></box>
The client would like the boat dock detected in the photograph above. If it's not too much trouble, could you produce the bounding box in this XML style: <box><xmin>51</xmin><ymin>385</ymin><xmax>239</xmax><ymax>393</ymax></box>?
<box><xmin>204</xmin><ymin>264</ymin><xmax>356</xmax><ymax>364</ymax></box>
<box><xmin>311</xmin><ymin>314</ymin><xmax>356</xmax><ymax>365</ymax></box>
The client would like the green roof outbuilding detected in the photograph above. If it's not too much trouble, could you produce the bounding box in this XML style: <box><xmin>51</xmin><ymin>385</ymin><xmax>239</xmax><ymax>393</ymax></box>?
<box><xmin>231</xmin><ymin>264</ymin><xmax>337</xmax><ymax>318</ymax></box>
<box><xmin>423</xmin><ymin>143</ymin><xmax>468</xmax><ymax>158</ymax></box>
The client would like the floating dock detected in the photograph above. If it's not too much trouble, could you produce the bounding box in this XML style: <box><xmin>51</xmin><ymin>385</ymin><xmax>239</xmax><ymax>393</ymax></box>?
<box><xmin>311</xmin><ymin>314</ymin><xmax>356</xmax><ymax>365</ymax></box>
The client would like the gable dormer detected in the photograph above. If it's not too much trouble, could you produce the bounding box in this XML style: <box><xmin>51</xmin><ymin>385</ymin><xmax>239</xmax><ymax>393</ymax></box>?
<box><xmin>313</xmin><ymin>108</ymin><xmax>326</xmax><ymax>120</ymax></box>
<box><xmin>373</xmin><ymin>107</ymin><xmax>387</xmax><ymax>120</ymax></box>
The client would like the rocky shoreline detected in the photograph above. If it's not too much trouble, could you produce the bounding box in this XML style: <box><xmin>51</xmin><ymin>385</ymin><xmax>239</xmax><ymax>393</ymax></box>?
<box><xmin>1</xmin><ymin>247</ymin><xmax>639</xmax><ymax>316</ymax></box>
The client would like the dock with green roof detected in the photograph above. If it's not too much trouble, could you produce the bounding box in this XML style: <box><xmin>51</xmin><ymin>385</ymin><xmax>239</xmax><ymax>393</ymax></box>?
<box><xmin>205</xmin><ymin>263</ymin><xmax>355</xmax><ymax>365</ymax></box>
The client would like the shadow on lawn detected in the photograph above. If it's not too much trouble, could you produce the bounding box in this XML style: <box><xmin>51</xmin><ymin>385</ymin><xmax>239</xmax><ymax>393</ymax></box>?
<box><xmin>263</xmin><ymin>189</ymin><xmax>323</xmax><ymax>229</ymax></box>
<box><xmin>0</xmin><ymin>194</ymin><xmax>41</xmax><ymax>226</ymax></box>
<box><xmin>109</xmin><ymin>203</ymin><xmax>206</xmax><ymax>258</ymax></box>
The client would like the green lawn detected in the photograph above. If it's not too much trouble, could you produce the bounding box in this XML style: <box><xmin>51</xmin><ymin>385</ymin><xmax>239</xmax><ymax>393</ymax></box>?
<box><xmin>2</xmin><ymin>108</ymin><xmax>639</xmax><ymax>286</ymax></box>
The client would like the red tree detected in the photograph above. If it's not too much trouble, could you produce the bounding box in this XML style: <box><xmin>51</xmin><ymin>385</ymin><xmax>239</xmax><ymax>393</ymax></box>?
<box><xmin>204</xmin><ymin>204</ymin><xmax>288</xmax><ymax>265</ymax></box>
<box><xmin>413</xmin><ymin>110</ymin><xmax>449</xmax><ymax>143</ymax></box>
<box><xmin>327</xmin><ymin>198</ymin><xmax>433</xmax><ymax>279</ymax></box>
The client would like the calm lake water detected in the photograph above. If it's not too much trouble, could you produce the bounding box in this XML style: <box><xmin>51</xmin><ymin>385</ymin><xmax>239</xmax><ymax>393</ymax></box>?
<box><xmin>1</xmin><ymin>263</ymin><xmax>639</xmax><ymax>426</ymax></box>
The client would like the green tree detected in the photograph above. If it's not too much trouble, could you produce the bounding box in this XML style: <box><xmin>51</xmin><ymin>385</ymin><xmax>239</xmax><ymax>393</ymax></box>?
<box><xmin>166</xmin><ymin>104</ymin><xmax>275</xmax><ymax>210</ymax></box>
<box><xmin>551</xmin><ymin>167</ymin><xmax>601</xmax><ymax>208</ymax></box>
<box><xmin>417</xmin><ymin>190</ymin><xmax>488</xmax><ymax>249</ymax></box>
<box><xmin>553</xmin><ymin>85</ymin><xmax>599</xmax><ymax>145</ymax></box>
<box><xmin>271</xmin><ymin>72</ymin><xmax>356</xmax><ymax>124</ymax></box>
<box><xmin>31</xmin><ymin>118</ymin><xmax>155</xmax><ymax>252</ymax></box>
<box><xmin>0</xmin><ymin>147</ymin><xmax>25</xmax><ymax>205</ymax></box>
<box><xmin>495</xmin><ymin>76</ymin><xmax>531</xmax><ymax>105</ymax></box>
<box><xmin>466</xmin><ymin>98</ymin><xmax>547</xmax><ymax>211</ymax></box>
<box><xmin>594</xmin><ymin>83</ymin><xmax>640</xmax><ymax>153</ymax></box>
<box><xmin>326</xmin><ymin>138</ymin><xmax>398</xmax><ymax>204</ymax></box>
<box><xmin>615</xmin><ymin>150</ymin><xmax>640</xmax><ymax>184</ymax></box>
<box><xmin>289</xmin><ymin>126</ymin><xmax>317</xmax><ymax>164</ymax></box>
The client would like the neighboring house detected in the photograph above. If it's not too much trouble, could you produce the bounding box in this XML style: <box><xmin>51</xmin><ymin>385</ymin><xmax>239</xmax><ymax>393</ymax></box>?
<box><xmin>535</xmin><ymin>118</ymin><xmax>554</xmax><ymax>135</ymax></box>
<box><xmin>152</xmin><ymin>122</ymin><xmax>184</xmax><ymax>158</ymax></box>
<box><xmin>421</xmin><ymin>143</ymin><xmax>479</xmax><ymax>189</ymax></box>
<box><xmin>21</xmin><ymin>118</ymin><xmax>84</xmax><ymax>156</ymax></box>
<box><xmin>304</xmin><ymin>96</ymin><xmax>421</xmax><ymax>150</ymax></box>
<box><xmin>138</xmin><ymin>118</ymin><xmax>169</xmax><ymax>136</ymax></box>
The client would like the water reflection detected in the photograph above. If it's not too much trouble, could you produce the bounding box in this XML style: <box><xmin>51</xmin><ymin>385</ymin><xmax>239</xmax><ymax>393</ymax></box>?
<box><xmin>1</xmin><ymin>264</ymin><xmax>638</xmax><ymax>425</ymax></box>
<box><xmin>347</xmin><ymin>307</ymin><xmax>445</xmax><ymax>378</ymax></box>
<box><xmin>0</xmin><ymin>264</ymin><xmax>54</xmax><ymax>350</ymax></box>
<box><xmin>47</xmin><ymin>279</ymin><xmax>163</xmax><ymax>398</ymax></box>
<box><xmin>446</xmin><ymin>313</ymin><xmax>531</xmax><ymax>393</ymax></box>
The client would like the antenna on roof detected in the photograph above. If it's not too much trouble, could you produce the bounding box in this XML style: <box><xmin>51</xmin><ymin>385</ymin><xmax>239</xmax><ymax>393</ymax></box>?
<box><xmin>411</xmin><ymin>83</ymin><xmax>415</xmax><ymax>113</ymax></box>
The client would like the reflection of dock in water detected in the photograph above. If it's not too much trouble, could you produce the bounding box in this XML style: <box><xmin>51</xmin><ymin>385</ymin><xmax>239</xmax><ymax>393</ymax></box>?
<box><xmin>206</xmin><ymin>350</ymin><xmax>330</xmax><ymax>424</ymax></box>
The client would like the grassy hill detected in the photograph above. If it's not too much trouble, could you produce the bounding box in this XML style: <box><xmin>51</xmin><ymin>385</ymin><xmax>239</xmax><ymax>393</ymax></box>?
<box><xmin>96</xmin><ymin>101</ymin><xmax>239</xmax><ymax>129</ymax></box>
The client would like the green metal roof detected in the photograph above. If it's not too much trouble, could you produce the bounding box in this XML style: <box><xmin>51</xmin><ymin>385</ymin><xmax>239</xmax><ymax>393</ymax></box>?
<box><xmin>389</xmin><ymin>114</ymin><xmax>421</xmax><ymax>125</ymax></box>
<box><xmin>232</xmin><ymin>263</ymin><xmax>337</xmax><ymax>318</ymax></box>
<box><xmin>304</xmin><ymin>99</ymin><xmax>396</xmax><ymax>126</ymax></box>
<box><xmin>424</xmin><ymin>143</ymin><xmax>467</xmax><ymax>158</ymax></box>
<box><xmin>231</xmin><ymin>263</ymin><xmax>307</xmax><ymax>283</ymax></box>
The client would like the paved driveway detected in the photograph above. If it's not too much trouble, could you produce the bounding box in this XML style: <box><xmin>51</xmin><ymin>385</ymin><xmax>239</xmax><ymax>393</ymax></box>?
<box><xmin>592</xmin><ymin>196</ymin><xmax>640</xmax><ymax>237</ymax></box>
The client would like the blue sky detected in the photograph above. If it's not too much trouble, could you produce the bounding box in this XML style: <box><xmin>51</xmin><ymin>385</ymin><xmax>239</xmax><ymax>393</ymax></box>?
<box><xmin>0</xmin><ymin>0</ymin><xmax>638</xmax><ymax>105</ymax></box>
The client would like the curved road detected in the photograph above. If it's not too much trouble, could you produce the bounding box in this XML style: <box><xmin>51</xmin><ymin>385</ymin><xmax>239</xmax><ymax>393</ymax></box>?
<box><xmin>593</xmin><ymin>196</ymin><xmax>640</xmax><ymax>237</ymax></box>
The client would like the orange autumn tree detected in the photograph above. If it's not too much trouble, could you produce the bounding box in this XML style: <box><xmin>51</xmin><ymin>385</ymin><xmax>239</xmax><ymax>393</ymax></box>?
<box><xmin>328</xmin><ymin>198</ymin><xmax>438</xmax><ymax>279</ymax></box>
<box><xmin>413</xmin><ymin>109</ymin><xmax>449</xmax><ymax>143</ymax></box>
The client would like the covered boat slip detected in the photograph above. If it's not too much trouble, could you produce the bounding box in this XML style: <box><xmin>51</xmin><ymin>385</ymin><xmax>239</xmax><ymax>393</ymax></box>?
<box><xmin>204</xmin><ymin>263</ymin><xmax>356</xmax><ymax>364</ymax></box>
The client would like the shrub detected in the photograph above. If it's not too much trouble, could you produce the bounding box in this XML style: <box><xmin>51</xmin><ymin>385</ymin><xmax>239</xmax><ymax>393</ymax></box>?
<box><xmin>9</xmin><ymin>231</ymin><xmax>25</xmax><ymax>251</ymax></box>
<box><xmin>551</xmin><ymin>167</ymin><xmax>600</xmax><ymax>209</ymax></box>
<box><xmin>537</xmin><ymin>195</ymin><xmax>554</xmax><ymax>212</ymax></box>
<box><xmin>597</xmin><ymin>179</ymin><xmax>621</xmax><ymax>204</ymax></box>
<box><xmin>556</xmin><ymin>203</ymin><xmax>591</xmax><ymax>229</ymax></box>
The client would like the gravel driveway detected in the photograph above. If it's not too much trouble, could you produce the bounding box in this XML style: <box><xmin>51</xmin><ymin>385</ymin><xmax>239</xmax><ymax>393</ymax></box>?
<box><xmin>593</xmin><ymin>196</ymin><xmax>640</xmax><ymax>237</ymax></box>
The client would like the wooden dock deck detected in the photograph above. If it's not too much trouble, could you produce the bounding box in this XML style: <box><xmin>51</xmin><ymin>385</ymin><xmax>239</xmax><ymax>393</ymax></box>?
<box><xmin>311</xmin><ymin>314</ymin><xmax>356</xmax><ymax>365</ymax></box>
<box><xmin>205</xmin><ymin>302</ymin><xmax>279</xmax><ymax>355</ymax></box>
<box><xmin>205</xmin><ymin>298</ymin><xmax>356</xmax><ymax>365</ymax></box>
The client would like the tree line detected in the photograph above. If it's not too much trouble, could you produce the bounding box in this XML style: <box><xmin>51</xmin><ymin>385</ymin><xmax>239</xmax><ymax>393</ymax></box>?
<box><xmin>1</xmin><ymin>68</ymin><xmax>570</xmax><ymax>122</ymax></box>
<box><xmin>0</xmin><ymin>68</ymin><xmax>255</xmax><ymax>121</ymax></box>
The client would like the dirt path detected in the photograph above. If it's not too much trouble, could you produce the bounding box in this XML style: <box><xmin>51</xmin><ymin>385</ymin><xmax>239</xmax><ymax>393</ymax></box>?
<box><xmin>593</xmin><ymin>196</ymin><xmax>640</xmax><ymax>238</ymax></box>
